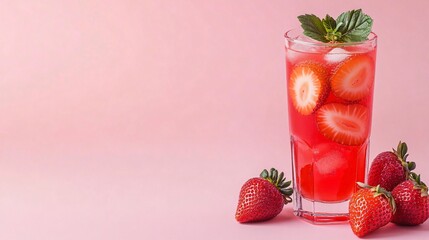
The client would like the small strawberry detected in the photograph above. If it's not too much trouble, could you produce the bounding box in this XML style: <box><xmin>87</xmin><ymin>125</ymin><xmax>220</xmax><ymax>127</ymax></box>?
<box><xmin>368</xmin><ymin>141</ymin><xmax>416</xmax><ymax>191</ymax></box>
<box><xmin>349</xmin><ymin>183</ymin><xmax>396</xmax><ymax>237</ymax></box>
<box><xmin>235</xmin><ymin>168</ymin><xmax>293</xmax><ymax>223</ymax></box>
<box><xmin>391</xmin><ymin>173</ymin><xmax>429</xmax><ymax>226</ymax></box>
<box><xmin>289</xmin><ymin>62</ymin><xmax>328</xmax><ymax>115</ymax></box>
<box><xmin>330</xmin><ymin>55</ymin><xmax>375</xmax><ymax>101</ymax></box>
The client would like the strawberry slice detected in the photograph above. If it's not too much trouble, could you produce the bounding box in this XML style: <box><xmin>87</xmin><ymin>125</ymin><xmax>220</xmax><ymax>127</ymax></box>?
<box><xmin>331</xmin><ymin>55</ymin><xmax>374</xmax><ymax>101</ymax></box>
<box><xmin>316</xmin><ymin>103</ymin><xmax>369</xmax><ymax>146</ymax></box>
<box><xmin>289</xmin><ymin>62</ymin><xmax>328</xmax><ymax>115</ymax></box>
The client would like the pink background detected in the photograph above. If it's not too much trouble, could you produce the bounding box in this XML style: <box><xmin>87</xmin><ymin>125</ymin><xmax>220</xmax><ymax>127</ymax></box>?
<box><xmin>1</xmin><ymin>0</ymin><xmax>429</xmax><ymax>239</ymax></box>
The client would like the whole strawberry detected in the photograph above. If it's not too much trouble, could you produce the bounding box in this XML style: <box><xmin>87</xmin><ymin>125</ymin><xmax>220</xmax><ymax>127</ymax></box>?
<box><xmin>368</xmin><ymin>141</ymin><xmax>415</xmax><ymax>191</ymax></box>
<box><xmin>235</xmin><ymin>168</ymin><xmax>293</xmax><ymax>223</ymax></box>
<box><xmin>391</xmin><ymin>173</ymin><xmax>429</xmax><ymax>225</ymax></box>
<box><xmin>349</xmin><ymin>183</ymin><xmax>396</xmax><ymax>237</ymax></box>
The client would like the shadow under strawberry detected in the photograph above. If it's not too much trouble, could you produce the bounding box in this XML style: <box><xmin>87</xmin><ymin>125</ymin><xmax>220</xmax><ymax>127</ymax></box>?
<box><xmin>251</xmin><ymin>207</ymin><xmax>295</xmax><ymax>225</ymax></box>
<box><xmin>363</xmin><ymin>223</ymin><xmax>429</xmax><ymax>239</ymax></box>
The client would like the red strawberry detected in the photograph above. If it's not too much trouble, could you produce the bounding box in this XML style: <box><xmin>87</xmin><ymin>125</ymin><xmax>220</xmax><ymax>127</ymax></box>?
<box><xmin>235</xmin><ymin>168</ymin><xmax>293</xmax><ymax>223</ymax></box>
<box><xmin>391</xmin><ymin>174</ymin><xmax>429</xmax><ymax>225</ymax></box>
<box><xmin>316</xmin><ymin>103</ymin><xmax>369</xmax><ymax>146</ymax></box>
<box><xmin>289</xmin><ymin>62</ymin><xmax>328</xmax><ymax>115</ymax></box>
<box><xmin>349</xmin><ymin>183</ymin><xmax>396</xmax><ymax>237</ymax></box>
<box><xmin>331</xmin><ymin>55</ymin><xmax>374</xmax><ymax>101</ymax></box>
<box><xmin>368</xmin><ymin>141</ymin><xmax>416</xmax><ymax>191</ymax></box>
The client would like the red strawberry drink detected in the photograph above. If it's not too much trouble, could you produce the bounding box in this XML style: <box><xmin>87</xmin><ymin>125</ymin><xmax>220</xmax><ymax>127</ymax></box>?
<box><xmin>285</xmin><ymin>29</ymin><xmax>377</xmax><ymax>222</ymax></box>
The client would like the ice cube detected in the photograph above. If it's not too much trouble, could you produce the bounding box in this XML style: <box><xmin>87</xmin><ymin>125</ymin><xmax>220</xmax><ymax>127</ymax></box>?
<box><xmin>324</xmin><ymin>47</ymin><xmax>350</xmax><ymax>63</ymax></box>
<box><xmin>314</xmin><ymin>150</ymin><xmax>347</xmax><ymax>175</ymax></box>
<box><xmin>286</xmin><ymin>43</ymin><xmax>322</xmax><ymax>63</ymax></box>
<box><xmin>288</xmin><ymin>40</ymin><xmax>321</xmax><ymax>53</ymax></box>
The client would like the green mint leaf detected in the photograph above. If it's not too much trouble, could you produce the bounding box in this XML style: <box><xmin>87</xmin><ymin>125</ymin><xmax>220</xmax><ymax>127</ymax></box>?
<box><xmin>322</xmin><ymin>14</ymin><xmax>336</xmax><ymax>32</ymax></box>
<box><xmin>322</xmin><ymin>14</ymin><xmax>342</xmax><ymax>42</ymax></box>
<box><xmin>297</xmin><ymin>9</ymin><xmax>373</xmax><ymax>43</ymax></box>
<box><xmin>297</xmin><ymin>14</ymin><xmax>329</xmax><ymax>43</ymax></box>
<box><xmin>335</xmin><ymin>9</ymin><xmax>373</xmax><ymax>42</ymax></box>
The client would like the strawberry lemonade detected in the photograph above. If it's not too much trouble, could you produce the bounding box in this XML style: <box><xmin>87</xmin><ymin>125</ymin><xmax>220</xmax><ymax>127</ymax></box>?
<box><xmin>285</xmin><ymin>16</ymin><xmax>377</xmax><ymax>222</ymax></box>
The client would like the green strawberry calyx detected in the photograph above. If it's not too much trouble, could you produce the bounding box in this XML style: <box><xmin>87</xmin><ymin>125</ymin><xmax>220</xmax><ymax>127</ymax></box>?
<box><xmin>409</xmin><ymin>173</ymin><xmax>429</xmax><ymax>197</ymax></box>
<box><xmin>260</xmin><ymin>168</ymin><xmax>293</xmax><ymax>204</ymax></box>
<box><xmin>392</xmin><ymin>141</ymin><xmax>416</xmax><ymax>178</ymax></box>
<box><xmin>357</xmin><ymin>182</ymin><xmax>396</xmax><ymax>213</ymax></box>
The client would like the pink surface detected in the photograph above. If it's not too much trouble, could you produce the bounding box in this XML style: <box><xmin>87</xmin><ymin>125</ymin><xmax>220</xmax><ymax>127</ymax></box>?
<box><xmin>1</xmin><ymin>0</ymin><xmax>429</xmax><ymax>239</ymax></box>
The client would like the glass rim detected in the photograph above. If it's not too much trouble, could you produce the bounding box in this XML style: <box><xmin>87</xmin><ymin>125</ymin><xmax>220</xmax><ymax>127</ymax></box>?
<box><xmin>284</xmin><ymin>29</ymin><xmax>377</xmax><ymax>47</ymax></box>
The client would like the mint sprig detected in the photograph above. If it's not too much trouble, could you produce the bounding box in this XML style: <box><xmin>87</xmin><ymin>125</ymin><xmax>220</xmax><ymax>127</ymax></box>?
<box><xmin>298</xmin><ymin>9</ymin><xmax>373</xmax><ymax>43</ymax></box>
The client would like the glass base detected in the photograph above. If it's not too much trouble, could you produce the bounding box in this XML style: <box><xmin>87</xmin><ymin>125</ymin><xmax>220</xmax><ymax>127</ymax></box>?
<box><xmin>293</xmin><ymin>191</ymin><xmax>349</xmax><ymax>224</ymax></box>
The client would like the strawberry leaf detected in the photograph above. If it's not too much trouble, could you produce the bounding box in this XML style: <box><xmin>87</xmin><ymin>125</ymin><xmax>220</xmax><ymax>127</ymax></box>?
<box><xmin>408</xmin><ymin>161</ymin><xmax>416</xmax><ymax>171</ymax></box>
<box><xmin>260</xmin><ymin>169</ymin><xmax>269</xmax><ymax>178</ymax></box>
<box><xmin>259</xmin><ymin>168</ymin><xmax>293</xmax><ymax>204</ymax></box>
<box><xmin>277</xmin><ymin>172</ymin><xmax>284</xmax><ymax>185</ymax></box>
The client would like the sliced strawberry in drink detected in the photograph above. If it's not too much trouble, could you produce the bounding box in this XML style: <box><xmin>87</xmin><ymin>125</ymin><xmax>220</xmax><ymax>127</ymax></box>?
<box><xmin>316</xmin><ymin>103</ymin><xmax>369</xmax><ymax>146</ymax></box>
<box><xmin>331</xmin><ymin>55</ymin><xmax>374</xmax><ymax>101</ymax></box>
<box><xmin>289</xmin><ymin>62</ymin><xmax>328</xmax><ymax>115</ymax></box>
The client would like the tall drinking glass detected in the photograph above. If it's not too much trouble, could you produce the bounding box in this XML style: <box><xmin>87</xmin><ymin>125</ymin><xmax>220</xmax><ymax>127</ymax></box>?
<box><xmin>284</xmin><ymin>29</ymin><xmax>377</xmax><ymax>223</ymax></box>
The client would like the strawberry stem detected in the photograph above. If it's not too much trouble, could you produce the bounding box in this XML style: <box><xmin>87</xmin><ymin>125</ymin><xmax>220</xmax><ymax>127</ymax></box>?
<box><xmin>410</xmin><ymin>173</ymin><xmax>429</xmax><ymax>197</ymax></box>
<box><xmin>393</xmin><ymin>141</ymin><xmax>415</xmax><ymax>179</ymax></box>
<box><xmin>357</xmin><ymin>182</ymin><xmax>396</xmax><ymax>213</ymax></box>
<box><xmin>260</xmin><ymin>168</ymin><xmax>293</xmax><ymax>204</ymax></box>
